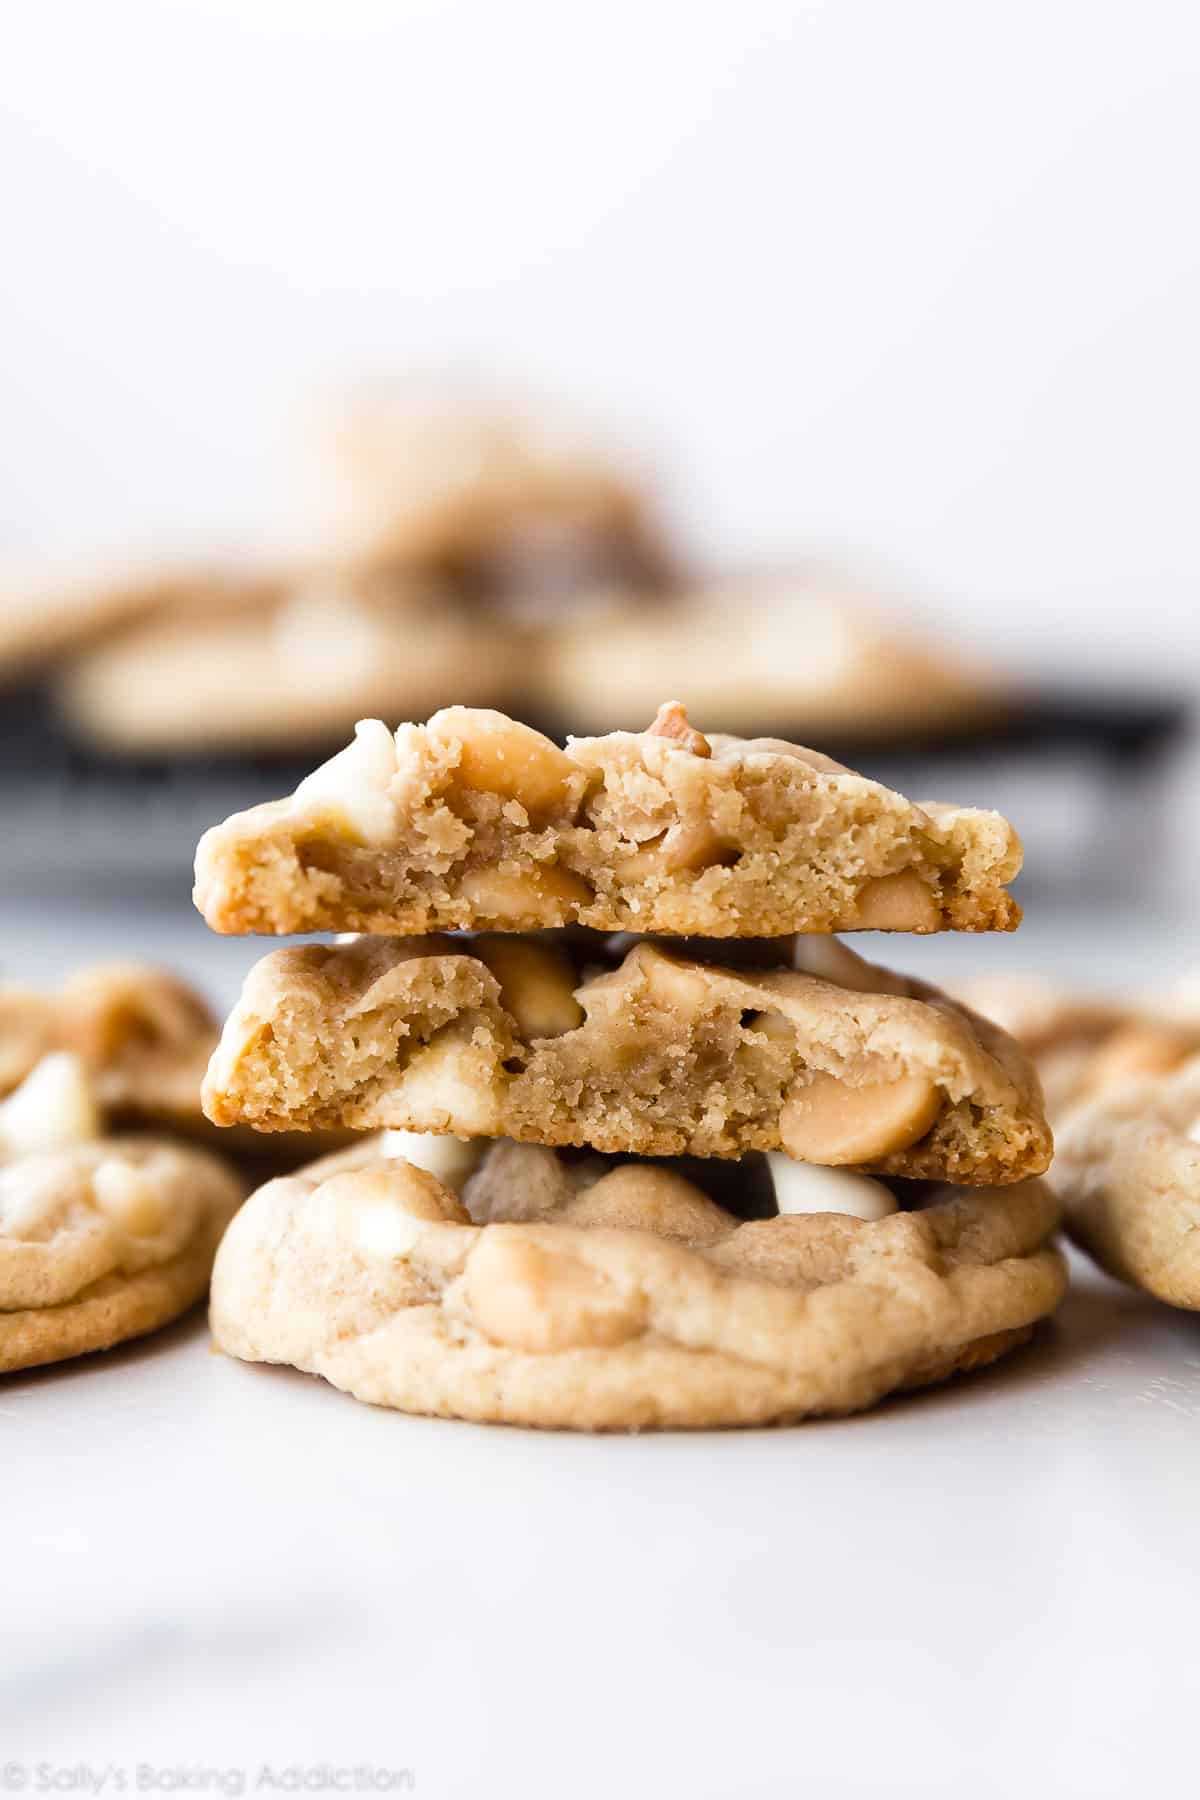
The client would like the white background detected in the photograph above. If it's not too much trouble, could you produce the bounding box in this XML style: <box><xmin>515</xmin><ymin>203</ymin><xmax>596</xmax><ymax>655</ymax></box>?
<box><xmin>2</xmin><ymin>0</ymin><xmax>1199</xmax><ymax>677</ymax></box>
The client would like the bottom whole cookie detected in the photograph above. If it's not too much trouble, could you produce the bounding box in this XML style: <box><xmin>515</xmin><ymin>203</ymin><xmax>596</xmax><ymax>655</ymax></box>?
<box><xmin>210</xmin><ymin>1138</ymin><xmax>1066</xmax><ymax>1430</ymax></box>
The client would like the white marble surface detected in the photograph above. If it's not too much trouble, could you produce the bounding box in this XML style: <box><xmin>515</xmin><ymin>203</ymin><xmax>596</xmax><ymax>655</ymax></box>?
<box><xmin>5</xmin><ymin>896</ymin><xmax>1200</xmax><ymax>1798</ymax></box>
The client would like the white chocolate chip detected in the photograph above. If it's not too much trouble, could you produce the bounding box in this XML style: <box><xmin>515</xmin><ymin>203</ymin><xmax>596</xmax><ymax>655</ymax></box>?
<box><xmin>767</xmin><ymin>1154</ymin><xmax>897</xmax><ymax>1221</ymax></box>
<box><xmin>0</xmin><ymin>1053</ymin><xmax>101</xmax><ymax>1160</ymax></box>
<box><xmin>91</xmin><ymin>1158</ymin><xmax>167</xmax><ymax>1238</ymax></box>
<box><xmin>355</xmin><ymin>1202</ymin><xmax>426</xmax><ymax>1261</ymax></box>
<box><xmin>378</xmin><ymin>1129</ymin><xmax>485</xmax><ymax>1192</ymax></box>
<box><xmin>275</xmin><ymin>589</ymin><xmax>379</xmax><ymax>690</ymax></box>
<box><xmin>391</xmin><ymin>1029</ymin><xmax>505</xmax><ymax>1135</ymax></box>
<box><xmin>293</xmin><ymin>718</ymin><xmax>401</xmax><ymax>844</ymax></box>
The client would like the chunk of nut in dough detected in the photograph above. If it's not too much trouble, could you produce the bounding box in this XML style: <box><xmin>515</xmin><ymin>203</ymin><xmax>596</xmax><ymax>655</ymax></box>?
<box><xmin>766</xmin><ymin>1154</ymin><xmax>897</xmax><ymax>1221</ymax></box>
<box><xmin>391</xmin><ymin>1028</ymin><xmax>505</xmax><ymax>1135</ymax></box>
<box><xmin>464</xmin><ymin>1234</ymin><xmax>646</xmax><ymax>1351</ymax></box>
<box><xmin>427</xmin><ymin>707</ymin><xmax>579</xmax><ymax>817</ymax></box>
<box><xmin>854</xmin><ymin>870</ymin><xmax>940</xmax><ymax>932</ymax></box>
<box><xmin>646</xmin><ymin>701</ymin><xmax>712</xmax><ymax>758</ymax></box>
<box><xmin>780</xmin><ymin>1070</ymin><xmax>941</xmax><ymax>1164</ymax></box>
<box><xmin>614</xmin><ymin>818</ymin><xmax>735</xmax><ymax>880</ymax></box>
<box><xmin>0</xmin><ymin>1053</ymin><xmax>101</xmax><ymax>1160</ymax></box>
<box><xmin>472</xmin><ymin>936</ymin><xmax>584</xmax><ymax>1040</ymax></box>
<box><xmin>458</xmin><ymin>862</ymin><xmax>592</xmax><ymax>925</ymax></box>
<box><xmin>564</xmin><ymin>1165</ymin><xmax>732</xmax><ymax>1244</ymax></box>
<box><xmin>636</xmin><ymin>947</ymin><xmax>713</xmax><ymax>1012</ymax></box>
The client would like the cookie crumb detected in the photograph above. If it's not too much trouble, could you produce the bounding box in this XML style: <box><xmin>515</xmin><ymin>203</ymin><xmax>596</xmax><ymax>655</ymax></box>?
<box><xmin>648</xmin><ymin>701</ymin><xmax>711</xmax><ymax>758</ymax></box>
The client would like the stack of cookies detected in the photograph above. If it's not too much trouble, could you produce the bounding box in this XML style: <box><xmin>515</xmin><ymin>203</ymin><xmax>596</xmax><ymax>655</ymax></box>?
<box><xmin>196</xmin><ymin>701</ymin><xmax>1064</xmax><ymax>1429</ymax></box>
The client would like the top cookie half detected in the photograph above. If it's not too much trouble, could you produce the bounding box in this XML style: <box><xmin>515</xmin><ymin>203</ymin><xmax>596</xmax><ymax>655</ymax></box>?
<box><xmin>193</xmin><ymin>702</ymin><xmax>1022</xmax><ymax>939</ymax></box>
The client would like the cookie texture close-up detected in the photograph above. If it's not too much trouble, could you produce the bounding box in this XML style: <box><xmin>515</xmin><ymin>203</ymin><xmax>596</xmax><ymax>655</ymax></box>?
<box><xmin>202</xmin><ymin>933</ymin><xmax>1052</xmax><ymax>1183</ymax></box>
<box><xmin>193</xmin><ymin>702</ymin><xmax>1023</xmax><ymax>940</ymax></box>
<box><xmin>1051</xmin><ymin>1055</ymin><xmax>1200</xmax><ymax>1308</ymax></box>
<box><xmin>210</xmin><ymin>1135</ymin><xmax>1066</xmax><ymax>1430</ymax></box>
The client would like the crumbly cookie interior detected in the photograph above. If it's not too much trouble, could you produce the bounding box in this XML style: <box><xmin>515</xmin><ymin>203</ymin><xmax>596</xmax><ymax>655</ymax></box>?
<box><xmin>203</xmin><ymin>932</ymin><xmax>1051</xmax><ymax>1183</ymax></box>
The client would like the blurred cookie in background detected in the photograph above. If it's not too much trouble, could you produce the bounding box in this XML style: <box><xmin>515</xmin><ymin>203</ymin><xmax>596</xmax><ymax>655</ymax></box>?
<box><xmin>0</xmin><ymin>960</ymin><xmax>348</xmax><ymax>1170</ymax></box>
<box><xmin>1051</xmin><ymin>1055</ymin><xmax>1200</xmax><ymax>1310</ymax></box>
<box><xmin>535</xmin><ymin>567</ymin><xmax>997</xmax><ymax>740</ymax></box>
<box><xmin>309</xmin><ymin>375</ymin><xmax>678</xmax><ymax>623</ymax></box>
<box><xmin>0</xmin><ymin>552</ymin><xmax>212</xmax><ymax>685</ymax></box>
<box><xmin>954</xmin><ymin>973</ymin><xmax>1200</xmax><ymax>1121</ymax></box>
<box><xmin>54</xmin><ymin>558</ymin><xmax>523</xmax><ymax>755</ymax></box>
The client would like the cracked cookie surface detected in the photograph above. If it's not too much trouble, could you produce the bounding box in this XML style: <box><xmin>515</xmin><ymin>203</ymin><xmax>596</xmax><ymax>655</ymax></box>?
<box><xmin>203</xmin><ymin>934</ymin><xmax>1051</xmax><ymax>1183</ymax></box>
<box><xmin>193</xmin><ymin>703</ymin><xmax>1022</xmax><ymax>939</ymax></box>
<box><xmin>210</xmin><ymin>1134</ymin><xmax>1065</xmax><ymax>1429</ymax></box>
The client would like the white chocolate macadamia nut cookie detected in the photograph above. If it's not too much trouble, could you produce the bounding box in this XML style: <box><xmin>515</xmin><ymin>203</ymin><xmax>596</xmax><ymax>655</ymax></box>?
<box><xmin>537</xmin><ymin>572</ymin><xmax>995</xmax><ymax>741</ymax></box>
<box><xmin>194</xmin><ymin>703</ymin><xmax>1022</xmax><ymax>939</ymax></box>
<box><xmin>0</xmin><ymin>1049</ymin><xmax>244</xmax><ymax>1374</ymax></box>
<box><xmin>210</xmin><ymin>1135</ymin><xmax>1065</xmax><ymax>1430</ymax></box>
<box><xmin>56</xmin><ymin>561</ymin><xmax>525</xmax><ymax>757</ymax></box>
<box><xmin>203</xmin><ymin>933</ymin><xmax>1051</xmax><ymax>1185</ymax></box>
<box><xmin>312</xmin><ymin>380</ymin><xmax>673</xmax><ymax>618</ymax></box>
<box><xmin>1051</xmin><ymin>1054</ymin><xmax>1200</xmax><ymax>1307</ymax></box>
<box><xmin>1</xmin><ymin>963</ymin><xmax>220</xmax><ymax>1133</ymax></box>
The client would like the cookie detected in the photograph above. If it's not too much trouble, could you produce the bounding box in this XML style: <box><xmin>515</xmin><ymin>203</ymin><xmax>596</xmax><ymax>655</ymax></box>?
<box><xmin>0</xmin><ymin>1134</ymin><xmax>243</xmax><ymax>1373</ymax></box>
<box><xmin>0</xmin><ymin>553</ymin><xmax>201</xmax><ymax>681</ymax></box>
<box><xmin>1</xmin><ymin>963</ymin><xmax>347</xmax><ymax>1170</ymax></box>
<box><xmin>1</xmin><ymin>963</ymin><xmax>217</xmax><ymax>1126</ymax></box>
<box><xmin>955</xmin><ymin>974</ymin><xmax>1200</xmax><ymax>1119</ymax></box>
<box><xmin>210</xmin><ymin>1134</ymin><xmax>1065</xmax><ymax>1429</ymax></box>
<box><xmin>311</xmin><ymin>379</ymin><xmax>674</xmax><ymax>618</ymax></box>
<box><xmin>194</xmin><ymin>702</ymin><xmax>1022</xmax><ymax>939</ymax></box>
<box><xmin>56</xmin><ymin>563</ymin><xmax>522</xmax><ymax>756</ymax></box>
<box><xmin>538</xmin><ymin>571</ymin><xmax>996</xmax><ymax>739</ymax></box>
<box><xmin>202</xmin><ymin>933</ymin><xmax>1051</xmax><ymax>1183</ymax></box>
<box><xmin>1051</xmin><ymin>1055</ymin><xmax>1200</xmax><ymax>1307</ymax></box>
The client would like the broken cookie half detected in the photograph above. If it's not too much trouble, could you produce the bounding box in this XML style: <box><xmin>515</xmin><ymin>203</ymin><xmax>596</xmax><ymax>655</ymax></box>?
<box><xmin>202</xmin><ymin>934</ymin><xmax>1051</xmax><ymax>1185</ymax></box>
<box><xmin>210</xmin><ymin>1134</ymin><xmax>1065</xmax><ymax>1430</ymax></box>
<box><xmin>193</xmin><ymin>702</ymin><xmax>1022</xmax><ymax>939</ymax></box>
